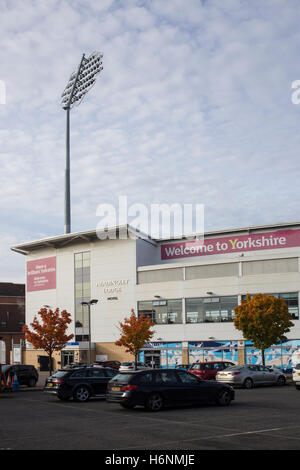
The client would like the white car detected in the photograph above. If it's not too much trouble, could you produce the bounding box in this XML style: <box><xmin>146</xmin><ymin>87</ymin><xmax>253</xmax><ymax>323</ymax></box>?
<box><xmin>119</xmin><ymin>361</ymin><xmax>150</xmax><ymax>372</ymax></box>
<box><xmin>292</xmin><ymin>363</ymin><xmax>300</xmax><ymax>390</ymax></box>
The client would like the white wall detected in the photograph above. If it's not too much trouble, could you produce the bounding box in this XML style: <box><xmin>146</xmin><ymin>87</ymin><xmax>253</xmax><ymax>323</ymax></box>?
<box><xmin>24</xmin><ymin>234</ymin><xmax>300</xmax><ymax>346</ymax></box>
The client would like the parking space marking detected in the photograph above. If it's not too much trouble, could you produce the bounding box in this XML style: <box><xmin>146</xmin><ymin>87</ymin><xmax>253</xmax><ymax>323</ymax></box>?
<box><xmin>122</xmin><ymin>425</ymin><xmax>300</xmax><ymax>450</ymax></box>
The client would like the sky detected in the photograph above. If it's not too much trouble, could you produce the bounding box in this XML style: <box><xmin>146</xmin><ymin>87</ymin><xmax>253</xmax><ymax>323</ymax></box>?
<box><xmin>1</xmin><ymin>0</ymin><xmax>300</xmax><ymax>283</ymax></box>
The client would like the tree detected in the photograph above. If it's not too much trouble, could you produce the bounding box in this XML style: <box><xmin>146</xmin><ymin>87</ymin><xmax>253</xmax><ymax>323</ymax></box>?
<box><xmin>234</xmin><ymin>294</ymin><xmax>294</xmax><ymax>365</ymax></box>
<box><xmin>23</xmin><ymin>307</ymin><xmax>74</xmax><ymax>375</ymax></box>
<box><xmin>115</xmin><ymin>309</ymin><xmax>155</xmax><ymax>369</ymax></box>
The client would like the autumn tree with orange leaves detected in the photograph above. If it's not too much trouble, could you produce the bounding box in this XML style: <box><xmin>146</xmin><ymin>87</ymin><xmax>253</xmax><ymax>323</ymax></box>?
<box><xmin>115</xmin><ymin>309</ymin><xmax>155</xmax><ymax>370</ymax></box>
<box><xmin>23</xmin><ymin>307</ymin><xmax>74</xmax><ymax>375</ymax></box>
<box><xmin>234</xmin><ymin>294</ymin><xmax>294</xmax><ymax>365</ymax></box>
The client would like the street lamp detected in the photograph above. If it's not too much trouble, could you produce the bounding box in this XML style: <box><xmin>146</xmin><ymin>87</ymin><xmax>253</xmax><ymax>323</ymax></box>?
<box><xmin>81</xmin><ymin>299</ymin><xmax>98</xmax><ymax>364</ymax></box>
<box><xmin>60</xmin><ymin>52</ymin><xmax>103</xmax><ymax>234</ymax></box>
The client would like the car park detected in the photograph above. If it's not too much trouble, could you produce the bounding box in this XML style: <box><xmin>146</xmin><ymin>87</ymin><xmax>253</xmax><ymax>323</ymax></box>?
<box><xmin>216</xmin><ymin>364</ymin><xmax>286</xmax><ymax>388</ymax></box>
<box><xmin>188</xmin><ymin>361</ymin><xmax>235</xmax><ymax>380</ymax></box>
<box><xmin>292</xmin><ymin>363</ymin><xmax>300</xmax><ymax>390</ymax></box>
<box><xmin>119</xmin><ymin>361</ymin><xmax>150</xmax><ymax>372</ymax></box>
<box><xmin>2</xmin><ymin>364</ymin><xmax>39</xmax><ymax>387</ymax></box>
<box><xmin>106</xmin><ymin>368</ymin><xmax>235</xmax><ymax>411</ymax></box>
<box><xmin>44</xmin><ymin>366</ymin><xmax>118</xmax><ymax>401</ymax></box>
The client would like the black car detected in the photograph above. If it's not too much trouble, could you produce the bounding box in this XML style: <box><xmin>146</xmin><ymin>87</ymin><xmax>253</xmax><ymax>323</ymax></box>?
<box><xmin>93</xmin><ymin>360</ymin><xmax>121</xmax><ymax>370</ymax></box>
<box><xmin>2</xmin><ymin>364</ymin><xmax>39</xmax><ymax>387</ymax></box>
<box><xmin>106</xmin><ymin>369</ymin><xmax>235</xmax><ymax>411</ymax></box>
<box><xmin>44</xmin><ymin>366</ymin><xmax>118</xmax><ymax>401</ymax></box>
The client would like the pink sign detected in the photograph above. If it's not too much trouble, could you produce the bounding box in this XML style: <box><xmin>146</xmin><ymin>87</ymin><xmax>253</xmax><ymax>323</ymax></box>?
<box><xmin>27</xmin><ymin>257</ymin><xmax>56</xmax><ymax>292</ymax></box>
<box><xmin>161</xmin><ymin>229</ymin><xmax>300</xmax><ymax>260</ymax></box>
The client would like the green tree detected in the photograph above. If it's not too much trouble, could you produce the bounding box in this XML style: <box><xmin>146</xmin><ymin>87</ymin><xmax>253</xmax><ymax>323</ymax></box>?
<box><xmin>23</xmin><ymin>307</ymin><xmax>74</xmax><ymax>375</ymax></box>
<box><xmin>115</xmin><ymin>309</ymin><xmax>155</xmax><ymax>369</ymax></box>
<box><xmin>234</xmin><ymin>294</ymin><xmax>294</xmax><ymax>365</ymax></box>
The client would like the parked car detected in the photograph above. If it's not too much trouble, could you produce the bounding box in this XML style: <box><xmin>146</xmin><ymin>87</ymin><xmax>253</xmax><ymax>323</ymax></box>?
<box><xmin>216</xmin><ymin>364</ymin><xmax>286</xmax><ymax>388</ymax></box>
<box><xmin>119</xmin><ymin>362</ymin><xmax>150</xmax><ymax>372</ymax></box>
<box><xmin>292</xmin><ymin>363</ymin><xmax>300</xmax><ymax>390</ymax></box>
<box><xmin>44</xmin><ymin>366</ymin><xmax>118</xmax><ymax>401</ymax></box>
<box><xmin>188</xmin><ymin>361</ymin><xmax>235</xmax><ymax>380</ymax></box>
<box><xmin>106</xmin><ymin>368</ymin><xmax>235</xmax><ymax>411</ymax></box>
<box><xmin>2</xmin><ymin>364</ymin><xmax>39</xmax><ymax>387</ymax></box>
<box><xmin>93</xmin><ymin>360</ymin><xmax>121</xmax><ymax>370</ymax></box>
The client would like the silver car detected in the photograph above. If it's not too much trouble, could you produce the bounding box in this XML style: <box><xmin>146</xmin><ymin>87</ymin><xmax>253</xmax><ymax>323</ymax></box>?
<box><xmin>216</xmin><ymin>364</ymin><xmax>286</xmax><ymax>389</ymax></box>
<box><xmin>119</xmin><ymin>362</ymin><xmax>151</xmax><ymax>372</ymax></box>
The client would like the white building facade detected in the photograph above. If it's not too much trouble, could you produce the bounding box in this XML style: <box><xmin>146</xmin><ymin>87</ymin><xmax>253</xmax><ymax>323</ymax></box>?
<box><xmin>12</xmin><ymin>222</ymin><xmax>300</xmax><ymax>370</ymax></box>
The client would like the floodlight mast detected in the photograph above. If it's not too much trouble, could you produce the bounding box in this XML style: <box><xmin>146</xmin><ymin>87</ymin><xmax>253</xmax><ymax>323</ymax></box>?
<box><xmin>60</xmin><ymin>52</ymin><xmax>103</xmax><ymax>234</ymax></box>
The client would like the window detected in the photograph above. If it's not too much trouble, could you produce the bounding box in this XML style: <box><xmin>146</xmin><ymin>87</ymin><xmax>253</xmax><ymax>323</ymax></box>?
<box><xmin>242</xmin><ymin>258</ymin><xmax>298</xmax><ymax>275</ymax></box>
<box><xmin>89</xmin><ymin>369</ymin><xmax>105</xmax><ymax>378</ymax></box>
<box><xmin>105</xmin><ymin>369</ymin><xmax>117</xmax><ymax>378</ymax></box>
<box><xmin>138</xmin><ymin>268</ymin><xmax>183</xmax><ymax>284</ymax></box>
<box><xmin>186</xmin><ymin>296</ymin><xmax>238</xmax><ymax>324</ymax></box>
<box><xmin>74</xmin><ymin>252</ymin><xmax>91</xmax><ymax>334</ymax></box>
<box><xmin>138</xmin><ymin>299</ymin><xmax>182</xmax><ymax>324</ymax></box>
<box><xmin>155</xmin><ymin>371</ymin><xmax>179</xmax><ymax>384</ymax></box>
<box><xmin>138</xmin><ymin>373</ymin><xmax>153</xmax><ymax>384</ymax></box>
<box><xmin>241</xmin><ymin>292</ymin><xmax>299</xmax><ymax>320</ymax></box>
<box><xmin>213</xmin><ymin>363</ymin><xmax>224</xmax><ymax>370</ymax></box>
<box><xmin>71</xmin><ymin>369</ymin><xmax>88</xmax><ymax>378</ymax></box>
<box><xmin>177</xmin><ymin>371</ymin><xmax>200</xmax><ymax>384</ymax></box>
<box><xmin>186</xmin><ymin>263</ymin><xmax>238</xmax><ymax>280</ymax></box>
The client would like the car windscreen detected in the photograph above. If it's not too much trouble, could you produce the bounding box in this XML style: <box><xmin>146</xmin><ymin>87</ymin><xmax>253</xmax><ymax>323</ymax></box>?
<box><xmin>224</xmin><ymin>366</ymin><xmax>243</xmax><ymax>371</ymax></box>
<box><xmin>1</xmin><ymin>365</ymin><xmax>11</xmax><ymax>373</ymax></box>
<box><xmin>112</xmin><ymin>373</ymin><xmax>137</xmax><ymax>383</ymax></box>
<box><xmin>295</xmin><ymin>364</ymin><xmax>300</xmax><ymax>370</ymax></box>
<box><xmin>121</xmin><ymin>362</ymin><xmax>133</xmax><ymax>366</ymax></box>
<box><xmin>190</xmin><ymin>364</ymin><xmax>203</xmax><ymax>370</ymax></box>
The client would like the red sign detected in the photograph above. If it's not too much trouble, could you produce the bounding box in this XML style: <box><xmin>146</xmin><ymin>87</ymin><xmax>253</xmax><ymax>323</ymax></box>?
<box><xmin>27</xmin><ymin>257</ymin><xmax>56</xmax><ymax>292</ymax></box>
<box><xmin>161</xmin><ymin>229</ymin><xmax>300</xmax><ymax>261</ymax></box>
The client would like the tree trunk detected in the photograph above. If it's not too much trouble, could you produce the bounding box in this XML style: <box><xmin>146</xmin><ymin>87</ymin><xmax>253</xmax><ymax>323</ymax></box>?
<box><xmin>134</xmin><ymin>353</ymin><xmax>138</xmax><ymax>371</ymax></box>
<box><xmin>49</xmin><ymin>352</ymin><xmax>53</xmax><ymax>376</ymax></box>
<box><xmin>261</xmin><ymin>349</ymin><xmax>265</xmax><ymax>366</ymax></box>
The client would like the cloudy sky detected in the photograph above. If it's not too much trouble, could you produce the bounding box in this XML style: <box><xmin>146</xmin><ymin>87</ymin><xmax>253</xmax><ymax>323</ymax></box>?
<box><xmin>1</xmin><ymin>0</ymin><xmax>300</xmax><ymax>282</ymax></box>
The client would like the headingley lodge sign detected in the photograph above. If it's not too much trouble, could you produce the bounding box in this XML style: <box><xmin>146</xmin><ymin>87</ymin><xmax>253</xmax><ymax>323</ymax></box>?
<box><xmin>161</xmin><ymin>229</ymin><xmax>300</xmax><ymax>261</ymax></box>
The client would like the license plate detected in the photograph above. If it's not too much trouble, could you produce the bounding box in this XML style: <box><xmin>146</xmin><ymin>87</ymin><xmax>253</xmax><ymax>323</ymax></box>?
<box><xmin>47</xmin><ymin>383</ymin><xmax>53</xmax><ymax>387</ymax></box>
<box><xmin>220</xmin><ymin>374</ymin><xmax>227</xmax><ymax>376</ymax></box>
<box><xmin>112</xmin><ymin>387</ymin><xmax>120</xmax><ymax>391</ymax></box>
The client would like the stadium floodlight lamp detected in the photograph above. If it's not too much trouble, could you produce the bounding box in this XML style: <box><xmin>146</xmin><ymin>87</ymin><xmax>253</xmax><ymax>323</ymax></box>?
<box><xmin>60</xmin><ymin>52</ymin><xmax>103</xmax><ymax>234</ymax></box>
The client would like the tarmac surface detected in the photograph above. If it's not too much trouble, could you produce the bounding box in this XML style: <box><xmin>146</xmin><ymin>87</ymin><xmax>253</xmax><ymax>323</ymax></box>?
<box><xmin>0</xmin><ymin>383</ymin><xmax>300</xmax><ymax>451</ymax></box>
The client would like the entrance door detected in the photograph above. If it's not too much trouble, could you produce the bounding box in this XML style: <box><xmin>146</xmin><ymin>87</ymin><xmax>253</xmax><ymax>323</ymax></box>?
<box><xmin>144</xmin><ymin>351</ymin><xmax>161</xmax><ymax>368</ymax></box>
<box><xmin>61</xmin><ymin>351</ymin><xmax>74</xmax><ymax>368</ymax></box>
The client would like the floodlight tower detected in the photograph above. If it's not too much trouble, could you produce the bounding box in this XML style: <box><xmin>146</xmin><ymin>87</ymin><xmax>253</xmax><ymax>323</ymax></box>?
<box><xmin>60</xmin><ymin>52</ymin><xmax>103</xmax><ymax>234</ymax></box>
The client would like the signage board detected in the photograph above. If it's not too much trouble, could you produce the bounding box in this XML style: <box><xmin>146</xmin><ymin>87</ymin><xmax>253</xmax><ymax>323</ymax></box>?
<box><xmin>161</xmin><ymin>229</ymin><xmax>300</xmax><ymax>261</ymax></box>
<box><xmin>27</xmin><ymin>257</ymin><xmax>56</xmax><ymax>292</ymax></box>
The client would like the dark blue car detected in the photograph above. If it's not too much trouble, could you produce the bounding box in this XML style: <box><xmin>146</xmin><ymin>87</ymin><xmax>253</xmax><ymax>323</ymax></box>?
<box><xmin>106</xmin><ymin>368</ymin><xmax>235</xmax><ymax>411</ymax></box>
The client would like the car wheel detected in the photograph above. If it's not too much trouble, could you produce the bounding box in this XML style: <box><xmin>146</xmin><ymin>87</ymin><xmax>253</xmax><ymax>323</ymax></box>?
<box><xmin>145</xmin><ymin>393</ymin><xmax>164</xmax><ymax>412</ymax></box>
<box><xmin>28</xmin><ymin>378</ymin><xmax>37</xmax><ymax>387</ymax></box>
<box><xmin>73</xmin><ymin>386</ymin><xmax>90</xmax><ymax>402</ymax></box>
<box><xmin>277</xmin><ymin>376</ymin><xmax>286</xmax><ymax>386</ymax></box>
<box><xmin>243</xmin><ymin>378</ymin><xmax>254</xmax><ymax>389</ymax></box>
<box><xmin>216</xmin><ymin>389</ymin><xmax>232</xmax><ymax>406</ymax></box>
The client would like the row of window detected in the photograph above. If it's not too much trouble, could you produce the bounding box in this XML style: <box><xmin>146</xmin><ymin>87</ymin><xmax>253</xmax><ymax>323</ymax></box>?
<box><xmin>138</xmin><ymin>258</ymin><xmax>299</xmax><ymax>284</ymax></box>
<box><xmin>74</xmin><ymin>252</ymin><xmax>91</xmax><ymax>330</ymax></box>
<box><xmin>138</xmin><ymin>293</ymin><xmax>299</xmax><ymax>324</ymax></box>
